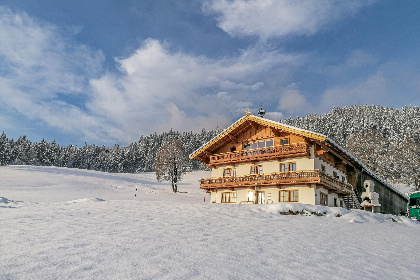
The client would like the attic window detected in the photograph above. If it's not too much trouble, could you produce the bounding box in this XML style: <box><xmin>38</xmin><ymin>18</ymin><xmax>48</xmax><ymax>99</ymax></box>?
<box><xmin>281</xmin><ymin>138</ymin><xmax>289</xmax><ymax>145</ymax></box>
<box><xmin>243</xmin><ymin>139</ymin><xmax>274</xmax><ymax>150</ymax></box>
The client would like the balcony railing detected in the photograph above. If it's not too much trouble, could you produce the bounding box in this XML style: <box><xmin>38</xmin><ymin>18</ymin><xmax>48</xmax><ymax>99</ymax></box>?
<box><xmin>209</xmin><ymin>143</ymin><xmax>309</xmax><ymax>165</ymax></box>
<box><xmin>200</xmin><ymin>170</ymin><xmax>353</xmax><ymax>195</ymax></box>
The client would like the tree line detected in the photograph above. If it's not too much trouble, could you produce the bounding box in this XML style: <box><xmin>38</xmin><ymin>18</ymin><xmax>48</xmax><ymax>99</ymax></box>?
<box><xmin>0</xmin><ymin>129</ymin><xmax>220</xmax><ymax>173</ymax></box>
<box><xmin>1</xmin><ymin>105</ymin><xmax>419</xmax><ymax>188</ymax></box>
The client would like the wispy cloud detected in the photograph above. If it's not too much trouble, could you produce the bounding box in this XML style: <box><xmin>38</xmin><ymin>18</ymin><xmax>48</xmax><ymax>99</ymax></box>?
<box><xmin>203</xmin><ymin>0</ymin><xmax>375</xmax><ymax>39</ymax></box>
<box><xmin>0</xmin><ymin>7</ymin><xmax>109</xmax><ymax>142</ymax></box>
<box><xmin>278</xmin><ymin>83</ymin><xmax>314</xmax><ymax>116</ymax></box>
<box><xmin>0</xmin><ymin>6</ymin><xmax>302</xmax><ymax>144</ymax></box>
<box><xmin>2</xmin><ymin>2</ymin><xmax>416</xmax><ymax>145</ymax></box>
<box><xmin>88</xmin><ymin>39</ymin><xmax>301</xmax><ymax>142</ymax></box>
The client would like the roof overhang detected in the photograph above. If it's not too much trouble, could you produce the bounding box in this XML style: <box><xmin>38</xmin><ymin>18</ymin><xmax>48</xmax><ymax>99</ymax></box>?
<box><xmin>189</xmin><ymin>114</ymin><xmax>327</xmax><ymax>163</ymax></box>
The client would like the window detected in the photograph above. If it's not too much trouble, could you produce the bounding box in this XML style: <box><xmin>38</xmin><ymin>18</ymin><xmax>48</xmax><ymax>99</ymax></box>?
<box><xmin>333</xmin><ymin>171</ymin><xmax>338</xmax><ymax>179</ymax></box>
<box><xmin>280</xmin><ymin>163</ymin><xmax>288</xmax><ymax>172</ymax></box>
<box><xmin>248</xmin><ymin>191</ymin><xmax>254</xmax><ymax>202</ymax></box>
<box><xmin>321</xmin><ymin>165</ymin><xmax>326</xmax><ymax>173</ymax></box>
<box><xmin>223</xmin><ymin>169</ymin><xmax>230</xmax><ymax>177</ymax></box>
<box><xmin>250</xmin><ymin>165</ymin><xmax>263</xmax><ymax>174</ymax></box>
<box><xmin>279</xmin><ymin>190</ymin><xmax>299</xmax><ymax>202</ymax></box>
<box><xmin>320</xmin><ymin>192</ymin><xmax>328</xmax><ymax>206</ymax></box>
<box><xmin>280</xmin><ymin>162</ymin><xmax>296</xmax><ymax>172</ymax></box>
<box><xmin>290</xmin><ymin>191</ymin><xmax>299</xmax><ymax>202</ymax></box>
<box><xmin>281</xmin><ymin>138</ymin><xmax>289</xmax><ymax>145</ymax></box>
<box><xmin>334</xmin><ymin>197</ymin><xmax>338</xmax><ymax>207</ymax></box>
<box><xmin>221</xmin><ymin>192</ymin><xmax>237</xmax><ymax>203</ymax></box>
<box><xmin>257</xmin><ymin>191</ymin><xmax>265</xmax><ymax>204</ymax></box>
<box><xmin>289</xmin><ymin>163</ymin><xmax>296</xmax><ymax>172</ymax></box>
<box><xmin>230</xmin><ymin>147</ymin><xmax>236</xmax><ymax>152</ymax></box>
<box><xmin>243</xmin><ymin>139</ymin><xmax>274</xmax><ymax>150</ymax></box>
<box><xmin>223</xmin><ymin>168</ymin><xmax>236</xmax><ymax>177</ymax></box>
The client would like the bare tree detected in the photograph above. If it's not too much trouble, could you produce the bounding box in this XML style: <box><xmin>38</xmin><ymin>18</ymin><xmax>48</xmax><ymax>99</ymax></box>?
<box><xmin>155</xmin><ymin>140</ymin><xmax>190</xmax><ymax>193</ymax></box>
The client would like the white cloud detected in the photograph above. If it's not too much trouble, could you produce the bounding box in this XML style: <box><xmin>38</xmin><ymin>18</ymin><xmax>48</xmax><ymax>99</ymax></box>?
<box><xmin>203</xmin><ymin>0</ymin><xmax>374</xmax><ymax>39</ymax></box>
<box><xmin>0</xmin><ymin>7</ymin><xmax>103</xmax><ymax>96</ymax></box>
<box><xmin>264</xmin><ymin>111</ymin><xmax>284</xmax><ymax>121</ymax></box>
<box><xmin>278</xmin><ymin>83</ymin><xmax>314</xmax><ymax>116</ymax></box>
<box><xmin>0</xmin><ymin>6</ymin><xmax>305</xmax><ymax>144</ymax></box>
<box><xmin>88</xmin><ymin>39</ymin><xmax>301</xmax><ymax>142</ymax></box>
<box><xmin>0</xmin><ymin>7</ymin><xmax>110</xmax><ymax>142</ymax></box>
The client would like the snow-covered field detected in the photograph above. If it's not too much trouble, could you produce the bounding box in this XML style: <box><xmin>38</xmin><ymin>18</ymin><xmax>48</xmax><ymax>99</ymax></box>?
<box><xmin>1</xmin><ymin>166</ymin><xmax>419</xmax><ymax>280</ymax></box>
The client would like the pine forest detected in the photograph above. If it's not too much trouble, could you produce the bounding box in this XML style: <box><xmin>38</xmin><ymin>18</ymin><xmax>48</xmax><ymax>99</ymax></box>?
<box><xmin>1</xmin><ymin>105</ymin><xmax>419</xmax><ymax>188</ymax></box>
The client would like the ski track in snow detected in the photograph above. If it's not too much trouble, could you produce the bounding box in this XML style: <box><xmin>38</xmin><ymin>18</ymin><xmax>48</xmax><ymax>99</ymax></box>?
<box><xmin>1</xmin><ymin>165</ymin><xmax>419</xmax><ymax>280</ymax></box>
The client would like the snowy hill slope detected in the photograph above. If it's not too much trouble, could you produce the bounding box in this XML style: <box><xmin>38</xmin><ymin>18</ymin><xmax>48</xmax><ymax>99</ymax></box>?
<box><xmin>282</xmin><ymin>105</ymin><xmax>420</xmax><ymax>187</ymax></box>
<box><xmin>1</xmin><ymin>166</ymin><xmax>419</xmax><ymax>279</ymax></box>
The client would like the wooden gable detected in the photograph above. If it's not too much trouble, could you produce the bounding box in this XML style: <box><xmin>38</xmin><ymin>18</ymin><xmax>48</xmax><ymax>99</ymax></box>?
<box><xmin>190</xmin><ymin>114</ymin><xmax>327</xmax><ymax>164</ymax></box>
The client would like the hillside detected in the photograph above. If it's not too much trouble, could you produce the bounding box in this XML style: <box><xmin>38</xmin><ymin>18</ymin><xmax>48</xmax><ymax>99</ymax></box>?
<box><xmin>1</xmin><ymin>105</ymin><xmax>419</xmax><ymax>188</ymax></box>
<box><xmin>1</xmin><ymin>166</ymin><xmax>419</xmax><ymax>279</ymax></box>
<box><xmin>282</xmin><ymin>105</ymin><xmax>420</xmax><ymax>187</ymax></box>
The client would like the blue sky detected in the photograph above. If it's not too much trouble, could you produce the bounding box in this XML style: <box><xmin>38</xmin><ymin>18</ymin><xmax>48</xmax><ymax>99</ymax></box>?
<box><xmin>0</xmin><ymin>0</ymin><xmax>419</xmax><ymax>146</ymax></box>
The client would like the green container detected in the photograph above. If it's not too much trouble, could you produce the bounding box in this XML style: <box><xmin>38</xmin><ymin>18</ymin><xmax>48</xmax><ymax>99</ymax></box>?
<box><xmin>408</xmin><ymin>192</ymin><xmax>420</xmax><ymax>221</ymax></box>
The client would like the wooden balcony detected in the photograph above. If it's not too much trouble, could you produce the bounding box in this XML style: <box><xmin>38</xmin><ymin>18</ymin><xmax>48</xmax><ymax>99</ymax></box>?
<box><xmin>208</xmin><ymin>143</ymin><xmax>309</xmax><ymax>166</ymax></box>
<box><xmin>200</xmin><ymin>170</ymin><xmax>353</xmax><ymax>195</ymax></box>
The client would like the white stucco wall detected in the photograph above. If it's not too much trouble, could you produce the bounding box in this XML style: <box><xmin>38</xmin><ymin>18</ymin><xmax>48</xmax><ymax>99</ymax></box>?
<box><xmin>211</xmin><ymin>185</ymin><xmax>343</xmax><ymax>206</ymax></box>
<box><xmin>315</xmin><ymin>187</ymin><xmax>344</xmax><ymax>207</ymax></box>
<box><xmin>211</xmin><ymin>157</ymin><xmax>316</xmax><ymax>178</ymax></box>
<box><xmin>211</xmin><ymin>166</ymin><xmax>224</xmax><ymax>178</ymax></box>
<box><xmin>314</xmin><ymin>157</ymin><xmax>348</xmax><ymax>183</ymax></box>
<box><xmin>207</xmin><ymin>145</ymin><xmax>345</xmax><ymax>206</ymax></box>
<box><xmin>211</xmin><ymin>185</ymin><xmax>317</xmax><ymax>204</ymax></box>
<box><xmin>279</xmin><ymin>157</ymin><xmax>314</xmax><ymax>171</ymax></box>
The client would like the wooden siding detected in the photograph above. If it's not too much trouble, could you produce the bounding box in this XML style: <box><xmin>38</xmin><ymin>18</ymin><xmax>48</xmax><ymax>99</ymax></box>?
<box><xmin>209</xmin><ymin>143</ymin><xmax>309</xmax><ymax>166</ymax></box>
<box><xmin>189</xmin><ymin>114</ymin><xmax>327</xmax><ymax>162</ymax></box>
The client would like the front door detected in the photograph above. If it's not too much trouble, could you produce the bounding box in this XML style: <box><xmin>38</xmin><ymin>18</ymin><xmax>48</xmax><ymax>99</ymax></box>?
<box><xmin>257</xmin><ymin>191</ymin><xmax>265</xmax><ymax>204</ymax></box>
